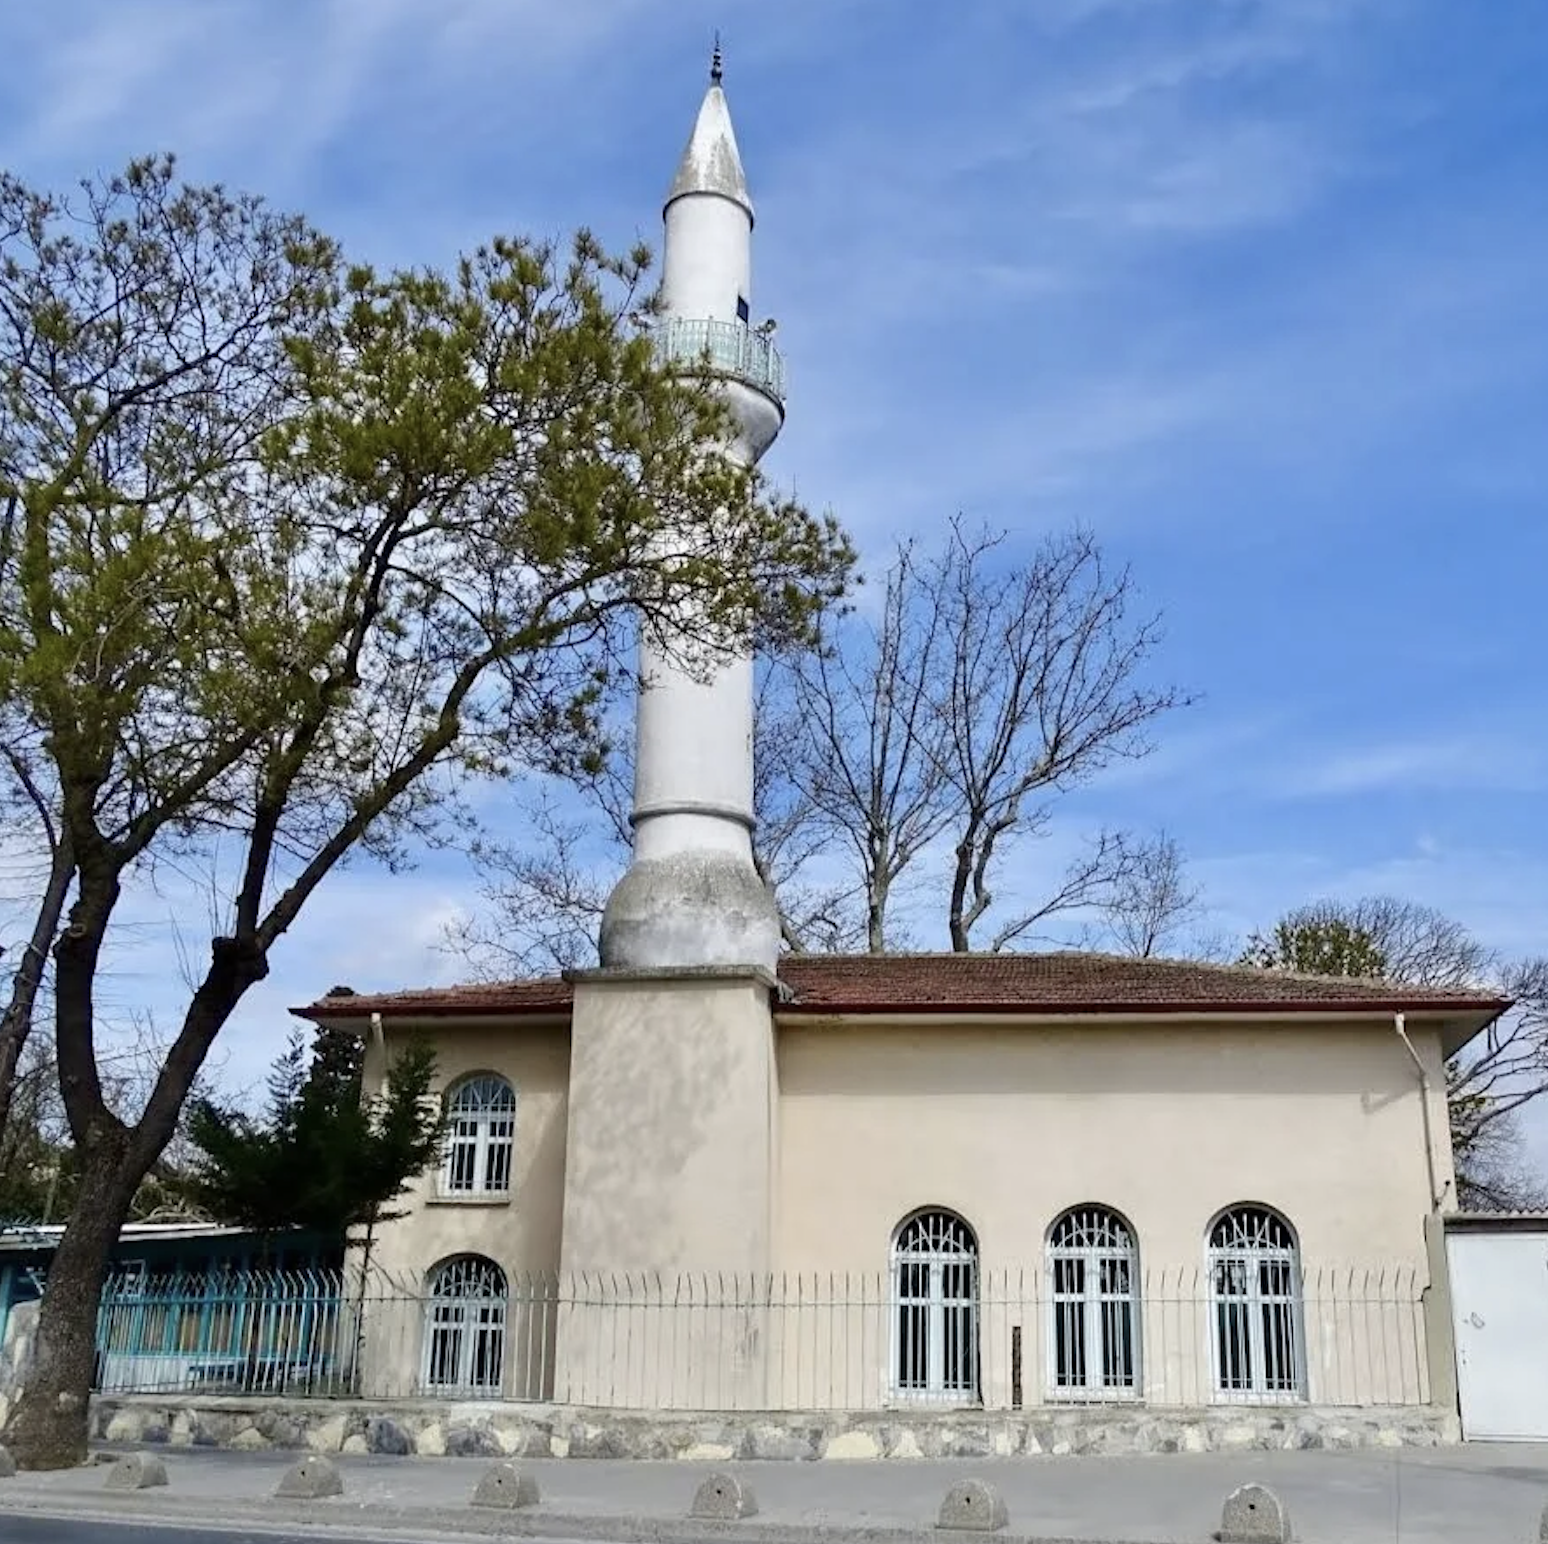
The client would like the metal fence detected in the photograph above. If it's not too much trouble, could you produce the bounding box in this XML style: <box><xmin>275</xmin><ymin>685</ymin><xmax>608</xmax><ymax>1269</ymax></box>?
<box><xmin>95</xmin><ymin>1264</ymin><xmax>1431</xmax><ymax>1411</ymax></box>
<box><xmin>95</xmin><ymin>1268</ymin><xmax>355</xmax><ymax>1398</ymax></box>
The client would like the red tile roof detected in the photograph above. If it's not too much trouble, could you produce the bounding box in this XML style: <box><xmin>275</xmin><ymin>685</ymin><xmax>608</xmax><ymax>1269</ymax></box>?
<box><xmin>295</xmin><ymin>951</ymin><xmax>1507</xmax><ymax>1023</ymax></box>
<box><xmin>775</xmin><ymin>952</ymin><xmax>1506</xmax><ymax>1015</ymax></box>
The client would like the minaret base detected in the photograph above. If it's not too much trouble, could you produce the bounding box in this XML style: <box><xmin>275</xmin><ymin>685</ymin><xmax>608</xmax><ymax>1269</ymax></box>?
<box><xmin>555</xmin><ymin>965</ymin><xmax>778</xmax><ymax>1406</ymax></box>
<box><xmin>599</xmin><ymin>850</ymin><xmax>781</xmax><ymax>972</ymax></box>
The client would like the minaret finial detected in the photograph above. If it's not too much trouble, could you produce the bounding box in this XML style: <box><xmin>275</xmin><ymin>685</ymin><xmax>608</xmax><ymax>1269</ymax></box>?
<box><xmin>710</xmin><ymin>33</ymin><xmax>723</xmax><ymax>86</ymax></box>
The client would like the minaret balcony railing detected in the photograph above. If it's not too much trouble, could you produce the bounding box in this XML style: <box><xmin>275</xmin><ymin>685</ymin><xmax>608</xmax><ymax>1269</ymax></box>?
<box><xmin>650</xmin><ymin>317</ymin><xmax>786</xmax><ymax>403</ymax></box>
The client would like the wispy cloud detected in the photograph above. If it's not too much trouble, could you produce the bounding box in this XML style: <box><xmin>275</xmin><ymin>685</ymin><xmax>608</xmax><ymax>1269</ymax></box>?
<box><xmin>1276</xmin><ymin>739</ymin><xmax>1547</xmax><ymax>799</ymax></box>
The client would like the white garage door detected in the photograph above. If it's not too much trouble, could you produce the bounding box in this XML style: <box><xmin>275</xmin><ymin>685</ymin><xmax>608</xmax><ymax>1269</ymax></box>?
<box><xmin>1447</xmin><ymin>1228</ymin><xmax>1548</xmax><ymax>1440</ymax></box>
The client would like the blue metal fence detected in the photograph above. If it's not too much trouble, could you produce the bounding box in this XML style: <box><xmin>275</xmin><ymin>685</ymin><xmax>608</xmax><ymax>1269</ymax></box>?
<box><xmin>95</xmin><ymin>1267</ymin><xmax>354</xmax><ymax>1395</ymax></box>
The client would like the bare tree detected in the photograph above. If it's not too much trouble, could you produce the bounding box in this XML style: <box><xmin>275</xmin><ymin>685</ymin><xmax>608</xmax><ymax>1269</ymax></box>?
<box><xmin>783</xmin><ymin>543</ymin><xmax>954</xmax><ymax>951</ymax></box>
<box><xmin>1451</xmin><ymin>955</ymin><xmax>1548</xmax><ymax>1206</ymax></box>
<box><xmin>1451</xmin><ymin>1103</ymin><xmax>1548</xmax><ymax>1213</ymax></box>
<box><xmin>0</xmin><ymin>1014</ymin><xmax>212</xmax><ymax>1225</ymax></box>
<box><xmin>451</xmin><ymin>732</ymin><xmax>636</xmax><ymax>980</ymax></box>
<box><xmin>450</xmin><ymin>519</ymin><xmax>1190</xmax><ymax>961</ymax></box>
<box><xmin>750</xmin><ymin>671</ymin><xmax>870</xmax><ymax>952</ymax></box>
<box><xmin>1260</xmin><ymin>896</ymin><xmax>1494</xmax><ymax>988</ymax></box>
<box><xmin>931</xmin><ymin>521</ymin><xmax>1188</xmax><ymax>950</ymax></box>
<box><xmin>1093</xmin><ymin>831</ymin><xmax>1203</xmax><ymax>958</ymax></box>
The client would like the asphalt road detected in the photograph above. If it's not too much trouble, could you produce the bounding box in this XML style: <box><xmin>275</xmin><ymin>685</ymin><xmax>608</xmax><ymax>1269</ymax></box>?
<box><xmin>0</xmin><ymin>1522</ymin><xmax>432</xmax><ymax>1544</ymax></box>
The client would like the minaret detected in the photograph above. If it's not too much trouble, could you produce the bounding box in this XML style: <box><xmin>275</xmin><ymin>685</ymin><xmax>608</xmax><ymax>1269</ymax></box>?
<box><xmin>557</xmin><ymin>54</ymin><xmax>784</xmax><ymax>1323</ymax></box>
<box><xmin>598</xmin><ymin>39</ymin><xmax>786</xmax><ymax>974</ymax></box>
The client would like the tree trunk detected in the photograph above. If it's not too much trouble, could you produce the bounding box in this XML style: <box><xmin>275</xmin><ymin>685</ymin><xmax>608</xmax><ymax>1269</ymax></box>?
<box><xmin>7</xmin><ymin>853</ymin><xmax>139</xmax><ymax>1469</ymax></box>
<box><xmin>866</xmin><ymin>897</ymin><xmax>885</xmax><ymax>954</ymax></box>
<box><xmin>948</xmin><ymin>841</ymin><xmax>972</xmax><ymax>952</ymax></box>
<box><xmin>5</xmin><ymin>897</ymin><xmax>266</xmax><ymax>1467</ymax></box>
<box><xmin>4</xmin><ymin>1129</ymin><xmax>136</xmax><ymax>1467</ymax></box>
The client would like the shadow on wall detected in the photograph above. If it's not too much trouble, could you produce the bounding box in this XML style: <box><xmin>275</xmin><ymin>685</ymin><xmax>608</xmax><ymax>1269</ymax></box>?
<box><xmin>569</xmin><ymin>984</ymin><xmax>765</xmax><ymax>1270</ymax></box>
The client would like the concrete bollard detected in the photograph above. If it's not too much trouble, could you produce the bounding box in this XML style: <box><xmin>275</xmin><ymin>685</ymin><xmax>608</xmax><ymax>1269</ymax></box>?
<box><xmin>471</xmin><ymin>1462</ymin><xmax>541</xmax><ymax>1511</ymax></box>
<box><xmin>105</xmin><ymin>1453</ymin><xmax>168</xmax><ymax>1491</ymax></box>
<box><xmin>690</xmin><ymin>1471</ymin><xmax>758</xmax><ymax>1521</ymax></box>
<box><xmin>0</xmin><ymin>1444</ymin><xmax>15</xmax><ymax>1478</ymax></box>
<box><xmin>937</xmin><ymin>1478</ymin><xmax>1009</xmax><ymax>1533</ymax></box>
<box><xmin>275</xmin><ymin>1455</ymin><xmax>343</xmax><ymax>1500</ymax></box>
<box><xmin>1218</xmin><ymin>1483</ymin><xmax>1292</xmax><ymax>1544</ymax></box>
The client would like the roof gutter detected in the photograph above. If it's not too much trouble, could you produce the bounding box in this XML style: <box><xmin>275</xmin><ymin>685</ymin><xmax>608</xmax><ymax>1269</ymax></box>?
<box><xmin>1395</xmin><ymin>1011</ymin><xmax>1449</xmax><ymax>1213</ymax></box>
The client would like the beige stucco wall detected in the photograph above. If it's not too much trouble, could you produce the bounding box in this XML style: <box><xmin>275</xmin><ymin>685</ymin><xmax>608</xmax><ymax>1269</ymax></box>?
<box><xmin>365</xmin><ymin>1021</ymin><xmax>571</xmax><ymax>1283</ymax></box>
<box><xmin>776</xmin><ymin>1016</ymin><xmax>1449</xmax><ymax>1268</ymax></box>
<box><xmin>356</xmin><ymin>1005</ymin><xmax>1454</xmax><ymax>1411</ymax></box>
<box><xmin>559</xmin><ymin>974</ymin><xmax>776</xmax><ymax>1275</ymax></box>
<box><xmin>355</xmin><ymin>1021</ymin><xmax>571</xmax><ymax>1400</ymax></box>
<box><xmin>555</xmin><ymin>973</ymin><xmax>776</xmax><ymax>1407</ymax></box>
<box><xmin>773</xmin><ymin>1015</ymin><xmax>1452</xmax><ymax>1409</ymax></box>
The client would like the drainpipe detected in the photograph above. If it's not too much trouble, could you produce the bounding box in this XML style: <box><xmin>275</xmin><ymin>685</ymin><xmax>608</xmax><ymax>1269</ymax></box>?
<box><xmin>369</xmin><ymin>1011</ymin><xmax>387</xmax><ymax>1093</ymax></box>
<box><xmin>1395</xmin><ymin>1012</ymin><xmax>1447</xmax><ymax>1212</ymax></box>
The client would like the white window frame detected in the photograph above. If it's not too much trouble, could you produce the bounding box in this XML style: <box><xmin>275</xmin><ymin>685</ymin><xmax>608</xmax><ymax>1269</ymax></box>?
<box><xmin>439</xmin><ymin>1074</ymin><xmax>516</xmax><ymax>1199</ymax></box>
<box><xmin>1207</xmin><ymin>1205</ymin><xmax>1306</xmax><ymax>1403</ymax></box>
<box><xmin>1046</xmin><ymin>1205</ymin><xmax>1140</xmax><ymax>1400</ymax></box>
<box><xmin>889</xmin><ymin>1209</ymin><xmax>980</xmax><ymax>1404</ymax></box>
<box><xmin>421</xmin><ymin>1255</ymin><xmax>507</xmax><ymax>1396</ymax></box>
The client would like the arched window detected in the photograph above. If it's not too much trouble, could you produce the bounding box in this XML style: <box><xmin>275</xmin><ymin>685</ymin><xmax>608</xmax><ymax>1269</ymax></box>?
<box><xmin>891</xmin><ymin>1209</ymin><xmax>979</xmax><ymax>1401</ymax></box>
<box><xmin>423</xmin><ymin>1255</ymin><xmax>507</xmax><ymax>1394</ymax></box>
<box><xmin>1208</xmin><ymin>1205</ymin><xmax>1304</xmax><ymax>1399</ymax></box>
<box><xmin>440</xmin><ymin>1074</ymin><xmax>516</xmax><ymax>1197</ymax></box>
<box><xmin>1047</xmin><ymin>1205</ymin><xmax>1139</xmax><ymax>1396</ymax></box>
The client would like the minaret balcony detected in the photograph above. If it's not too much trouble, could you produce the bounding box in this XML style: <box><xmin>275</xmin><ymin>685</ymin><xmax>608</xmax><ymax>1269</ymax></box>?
<box><xmin>651</xmin><ymin>317</ymin><xmax>786</xmax><ymax>405</ymax></box>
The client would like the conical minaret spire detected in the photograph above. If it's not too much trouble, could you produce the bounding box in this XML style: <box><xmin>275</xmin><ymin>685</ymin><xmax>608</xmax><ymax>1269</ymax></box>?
<box><xmin>665</xmin><ymin>44</ymin><xmax>753</xmax><ymax>221</ymax></box>
<box><xmin>598</xmin><ymin>60</ymin><xmax>787</xmax><ymax>972</ymax></box>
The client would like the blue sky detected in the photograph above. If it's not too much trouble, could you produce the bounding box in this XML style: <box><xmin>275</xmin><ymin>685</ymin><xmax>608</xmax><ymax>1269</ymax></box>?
<box><xmin>2</xmin><ymin>1</ymin><xmax>1546</xmax><ymax>1159</ymax></box>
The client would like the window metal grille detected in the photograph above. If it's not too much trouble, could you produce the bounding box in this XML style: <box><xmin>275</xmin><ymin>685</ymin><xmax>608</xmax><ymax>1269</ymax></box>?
<box><xmin>440</xmin><ymin>1075</ymin><xmax>516</xmax><ymax>1197</ymax></box>
<box><xmin>1048</xmin><ymin>1206</ymin><xmax>1139</xmax><ymax>1396</ymax></box>
<box><xmin>423</xmin><ymin>1255</ymin><xmax>507</xmax><ymax>1395</ymax></box>
<box><xmin>1208</xmin><ymin>1206</ymin><xmax>1304</xmax><ymax>1399</ymax></box>
<box><xmin>891</xmin><ymin>1210</ymin><xmax>979</xmax><ymax>1401</ymax></box>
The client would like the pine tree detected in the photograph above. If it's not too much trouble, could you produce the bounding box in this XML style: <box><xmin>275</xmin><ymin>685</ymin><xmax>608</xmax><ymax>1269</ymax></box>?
<box><xmin>184</xmin><ymin>1029</ymin><xmax>445</xmax><ymax>1245</ymax></box>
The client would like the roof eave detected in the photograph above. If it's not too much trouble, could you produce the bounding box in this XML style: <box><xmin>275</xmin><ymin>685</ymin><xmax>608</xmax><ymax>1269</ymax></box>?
<box><xmin>293</xmin><ymin>1002</ymin><xmax>573</xmax><ymax>1031</ymax></box>
<box><xmin>775</xmin><ymin>998</ymin><xmax>1510</xmax><ymax>1021</ymax></box>
<box><xmin>295</xmin><ymin>994</ymin><xmax>1508</xmax><ymax>1055</ymax></box>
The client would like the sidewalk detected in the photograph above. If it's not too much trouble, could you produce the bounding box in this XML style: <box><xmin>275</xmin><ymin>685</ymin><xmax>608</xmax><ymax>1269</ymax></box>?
<box><xmin>1</xmin><ymin>1443</ymin><xmax>1547</xmax><ymax>1543</ymax></box>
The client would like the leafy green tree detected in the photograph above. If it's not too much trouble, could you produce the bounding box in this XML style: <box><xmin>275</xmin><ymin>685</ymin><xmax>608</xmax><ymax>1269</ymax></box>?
<box><xmin>1242</xmin><ymin>899</ymin><xmax>1548</xmax><ymax>1210</ymax></box>
<box><xmin>1239</xmin><ymin>914</ymin><xmax>1389</xmax><ymax>979</ymax></box>
<box><xmin>184</xmin><ymin>1027</ymin><xmax>444</xmax><ymax>1252</ymax></box>
<box><xmin>0</xmin><ymin>157</ymin><xmax>850</xmax><ymax>1467</ymax></box>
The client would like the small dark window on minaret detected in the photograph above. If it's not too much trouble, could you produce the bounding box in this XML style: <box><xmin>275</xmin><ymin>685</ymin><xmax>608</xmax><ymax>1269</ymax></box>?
<box><xmin>736</xmin><ymin>295</ymin><xmax>750</xmax><ymax>323</ymax></box>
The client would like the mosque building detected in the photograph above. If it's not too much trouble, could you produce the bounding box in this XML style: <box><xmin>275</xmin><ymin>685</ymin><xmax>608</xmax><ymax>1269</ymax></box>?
<box><xmin>299</xmin><ymin>54</ymin><xmax>1505</xmax><ymax>1433</ymax></box>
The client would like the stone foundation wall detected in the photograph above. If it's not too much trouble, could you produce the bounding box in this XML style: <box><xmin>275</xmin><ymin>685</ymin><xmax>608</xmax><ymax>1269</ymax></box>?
<box><xmin>0</xmin><ymin>1299</ymin><xmax>39</xmax><ymax>1434</ymax></box>
<box><xmin>92</xmin><ymin>1396</ymin><xmax>1460</xmax><ymax>1460</ymax></box>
